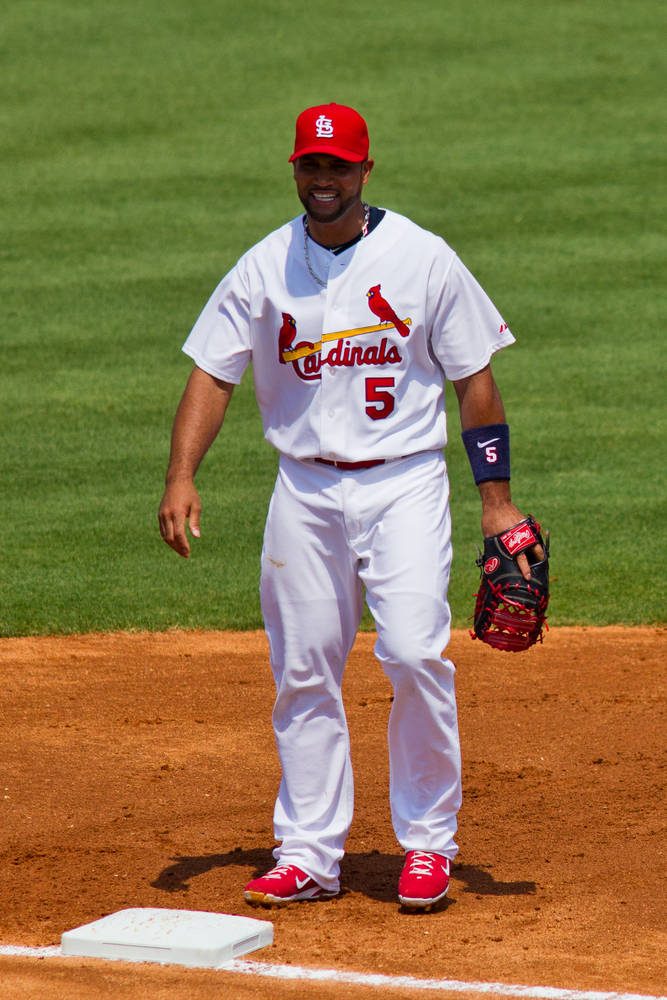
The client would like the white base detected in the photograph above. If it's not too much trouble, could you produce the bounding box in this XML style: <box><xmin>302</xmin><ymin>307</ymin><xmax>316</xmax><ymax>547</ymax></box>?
<box><xmin>61</xmin><ymin>908</ymin><xmax>274</xmax><ymax>968</ymax></box>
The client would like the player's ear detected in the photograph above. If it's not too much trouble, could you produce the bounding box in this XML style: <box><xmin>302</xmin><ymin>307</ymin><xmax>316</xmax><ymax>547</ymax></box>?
<box><xmin>361</xmin><ymin>158</ymin><xmax>374</xmax><ymax>185</ymax></box>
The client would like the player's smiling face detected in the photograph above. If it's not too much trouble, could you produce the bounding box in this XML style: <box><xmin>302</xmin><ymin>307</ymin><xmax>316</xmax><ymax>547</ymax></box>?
<box><xmin>293</xmin><ymin>154</ymin><xmax>373</xmax><ymax>224</ymax></box>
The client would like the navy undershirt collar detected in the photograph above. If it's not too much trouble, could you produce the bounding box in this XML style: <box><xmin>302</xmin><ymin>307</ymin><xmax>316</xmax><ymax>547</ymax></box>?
<box><xmin>315</xmin><ymin>207</ymin><xmax>386</xmax><ymax>256</ymax></box>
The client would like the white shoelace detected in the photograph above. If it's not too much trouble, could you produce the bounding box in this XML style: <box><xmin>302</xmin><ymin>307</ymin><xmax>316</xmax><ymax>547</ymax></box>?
<box><xmin>407</xmin><ymin>851</ymin><xmax>437</xmax><ymax>876</ymax></box>
<box><xmin>262</xmin><ymin>864</ymin><xmax>296</xmax><ymax>881</ymax></box>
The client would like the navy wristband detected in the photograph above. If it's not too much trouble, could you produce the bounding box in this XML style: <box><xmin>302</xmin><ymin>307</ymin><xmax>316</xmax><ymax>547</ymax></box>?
<box><xmin>461</xmin><ymin>423</ymin><xmax>510</xmax><ymax>484</ymax></box>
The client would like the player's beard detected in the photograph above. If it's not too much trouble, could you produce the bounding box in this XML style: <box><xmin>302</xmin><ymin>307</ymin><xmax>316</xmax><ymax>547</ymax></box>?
<box><xmin>300</xmin><ymin>186</ymin><xmax>362</xmax><ymax>225</ymax></box>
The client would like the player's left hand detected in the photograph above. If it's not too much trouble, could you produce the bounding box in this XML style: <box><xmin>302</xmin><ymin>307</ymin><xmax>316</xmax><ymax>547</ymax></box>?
<box><xmin>472</xmin><ymin>514</ymin><xmax>550</xmax><ymax>651</ymax></box>
<box><xmin>480</xmin><ymin>498</ymin><xmax>544</xmax><ymax>581</ymax></box>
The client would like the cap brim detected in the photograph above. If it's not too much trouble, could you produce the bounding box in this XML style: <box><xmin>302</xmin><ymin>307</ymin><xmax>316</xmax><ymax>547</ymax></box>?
<box><xmin>289</xmin><ymin>144</ymin><xmax>367</xmax><ymax>163</ymax></box>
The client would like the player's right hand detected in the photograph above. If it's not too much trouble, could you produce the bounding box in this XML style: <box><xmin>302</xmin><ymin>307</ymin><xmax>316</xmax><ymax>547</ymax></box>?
<box><xmin>158</xmin><ymin>480</ymin><xmax>202</xmax><ymax>558</ymax></box>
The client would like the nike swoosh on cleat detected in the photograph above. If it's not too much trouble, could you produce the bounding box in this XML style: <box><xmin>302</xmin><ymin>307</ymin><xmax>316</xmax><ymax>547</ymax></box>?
<box><xmin>477</xmin><ymin>437</ymin><xmax>500</xmax><ymax>448</ymax></box>
<box><xmin>295</xmin><ymin>876</ymin><xmax>310</xmax><ymax>889</ymax></box>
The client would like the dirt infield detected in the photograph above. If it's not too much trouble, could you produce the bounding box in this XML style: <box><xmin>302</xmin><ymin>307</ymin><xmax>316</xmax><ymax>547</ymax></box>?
<box><xmin>1</xmin><ymin>626</ymin><xmax>666</xmax><ymax>999</ymax></box>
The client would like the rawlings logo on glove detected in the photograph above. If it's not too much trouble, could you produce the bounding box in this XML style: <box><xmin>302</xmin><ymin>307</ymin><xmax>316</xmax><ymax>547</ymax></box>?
<box><xmin>471</xmin><ymin>516</ymin><xmax>550</xmax><ymax>653</ymax></box>
<box><xmin>499</xmin><ymin>521</ymin><xmax>538</xmax><ymax>555</ymax></box>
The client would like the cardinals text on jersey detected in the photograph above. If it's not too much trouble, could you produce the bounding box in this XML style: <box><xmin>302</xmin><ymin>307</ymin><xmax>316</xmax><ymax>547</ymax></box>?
<box><xmin>279</xmin><ymin>285</ymin><xmax>408</xmax><ymax>380</ymax></box>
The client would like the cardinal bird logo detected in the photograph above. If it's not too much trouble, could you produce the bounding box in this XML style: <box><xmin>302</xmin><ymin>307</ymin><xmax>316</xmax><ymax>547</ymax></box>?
<box><xmin>278</xmin><ymin>312</ymin><xmax>297</xmax><ymax>363</ymax></box>
<box><xmin>366</xmin><ymin>285</ymin><xmax>411</xmax><ymax>338</ymax></box>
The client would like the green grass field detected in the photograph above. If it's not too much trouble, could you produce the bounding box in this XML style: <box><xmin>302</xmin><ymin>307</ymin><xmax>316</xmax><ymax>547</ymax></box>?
<box><xmin>1</xmin><ymin>0</ymin><xmax>665</xmax><ymax>635</ymax></box>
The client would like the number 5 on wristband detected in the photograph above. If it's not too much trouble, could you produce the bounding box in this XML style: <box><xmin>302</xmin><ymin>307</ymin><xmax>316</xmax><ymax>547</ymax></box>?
<box><xmin>461</xmin><ymin>423</ymin><xmax>511</xmax><ymax>483</ymax></box>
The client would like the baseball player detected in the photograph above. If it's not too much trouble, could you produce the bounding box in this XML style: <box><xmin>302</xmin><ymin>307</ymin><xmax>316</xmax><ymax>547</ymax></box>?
<box><xmin>159</xmin><ymin>104</ymin><xmax>541</xmax><ymax>911</ymax></box>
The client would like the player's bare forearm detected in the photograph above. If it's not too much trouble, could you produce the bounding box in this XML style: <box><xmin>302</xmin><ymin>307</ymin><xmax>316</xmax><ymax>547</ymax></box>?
<box><xmin>451</xmin><ymin>365</ymin><xmax>542</xmax><ymax>579</ymax></box>
<box><xmin>158</xmin><ymin>366</ymin><xmax>235</xmax><ymax>558</ymax></box>
<box><xmin>452</xmin><ymin>364</ymin><xmax>505</xmax><ymax>431</ymax></box>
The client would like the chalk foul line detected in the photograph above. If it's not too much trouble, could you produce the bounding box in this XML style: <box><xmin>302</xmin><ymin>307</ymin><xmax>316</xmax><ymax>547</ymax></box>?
<box><xmin>223</xmin><ymin>960</ymin><xmax>666</xmax><ymax>1000</ymax></box>
<box><xmin>0</xmin><ymin>945</ymin><xmax>61</xmax><ymax>958</ymax></box>
<box><xmin>0</xmin><ymin>944</ymin><xmax>663</xmax><ymax>1000</ymax></box>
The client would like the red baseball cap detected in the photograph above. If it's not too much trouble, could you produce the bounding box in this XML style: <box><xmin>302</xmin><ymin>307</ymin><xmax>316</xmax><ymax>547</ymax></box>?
<box><xmin>289</xmin><ymin>104</ymin><xmax>369</xmax><ymax>163</ymax></box>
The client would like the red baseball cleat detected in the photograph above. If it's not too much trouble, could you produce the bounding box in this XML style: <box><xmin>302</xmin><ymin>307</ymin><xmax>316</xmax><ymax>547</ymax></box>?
<box><xmin>244</xmin><ymin>864</ymin><xmax>337</xmax><ymax>906</ymax></box>
<box><xmin>398</xmin><ymin>851</ymin><xmax>451</xmax><ymax>910</ymax></box>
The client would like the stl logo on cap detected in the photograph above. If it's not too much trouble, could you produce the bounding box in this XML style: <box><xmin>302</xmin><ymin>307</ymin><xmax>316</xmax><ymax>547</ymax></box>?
<box><xmin>315</xmin><ymin>115</ymin><xmax>334</xmax><ymax>138</ymax></box>
<box><xmin>289</xmin><ymin>103</ymin><xmax>369</xmax><ymax>163</ymax></box>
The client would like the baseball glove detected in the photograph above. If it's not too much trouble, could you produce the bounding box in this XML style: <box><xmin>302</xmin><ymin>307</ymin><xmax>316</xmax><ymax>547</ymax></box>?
<box><xmin>471</xmin><ymin>516</ymin><xmax>550</xmax><ymax>652</ymax></box>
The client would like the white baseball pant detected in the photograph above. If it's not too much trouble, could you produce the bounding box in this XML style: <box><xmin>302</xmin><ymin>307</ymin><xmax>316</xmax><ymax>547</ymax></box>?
<box><xmin>260</xmin><ymin>449</ymin><xmax>461</xmax><ymax>893</ymax></box>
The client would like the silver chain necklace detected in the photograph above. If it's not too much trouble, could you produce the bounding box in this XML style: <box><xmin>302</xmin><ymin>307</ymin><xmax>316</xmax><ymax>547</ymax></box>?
<box><xmin>303</xmin><ymin>202</ymin><xmax>370</xmax><ymax>287</ymax></box>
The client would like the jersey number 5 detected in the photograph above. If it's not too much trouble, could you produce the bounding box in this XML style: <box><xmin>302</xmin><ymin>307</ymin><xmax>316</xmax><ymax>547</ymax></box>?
<box><xmin>365</xmin><ymin>377</ymin><xmax>395</xmax><ymax>420</ymax></box>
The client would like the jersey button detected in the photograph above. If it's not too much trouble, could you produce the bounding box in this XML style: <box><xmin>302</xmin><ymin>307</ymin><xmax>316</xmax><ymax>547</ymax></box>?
<box><xmin>324</xmin><ymin>259</ymin><xmax>331</xmax><ymax>268</ymax></box>
<box><xmin>328</xmin><ymin>410</ymin><xmax>335</xmax><ymax>418</ymax></box>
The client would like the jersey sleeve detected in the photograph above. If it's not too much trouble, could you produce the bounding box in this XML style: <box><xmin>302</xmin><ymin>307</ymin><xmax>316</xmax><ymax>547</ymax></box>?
<box><xmin>428</xmin><ymin>252</ymin><xmax>515</xmax><ymax>382</ymax></box>
<box><xmin>181</xmin><ymin>259</ymin><xmax>252</xmax><ymax>384</ymax></box>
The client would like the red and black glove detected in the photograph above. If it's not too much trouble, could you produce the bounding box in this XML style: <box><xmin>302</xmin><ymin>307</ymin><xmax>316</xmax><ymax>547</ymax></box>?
<box><xmin>471</xmin><ymin>517</ymin><xmax>550</xmax><ymax>652</ymax></box>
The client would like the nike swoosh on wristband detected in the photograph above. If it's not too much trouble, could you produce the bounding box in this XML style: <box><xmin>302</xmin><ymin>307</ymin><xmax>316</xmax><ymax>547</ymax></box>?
<box><xmin>477</xmin><ymin>437</ymin><xmax>500</xmax><ymax>448</ymax></box>
<box><xmin>295</xmin><ymin>876</ymin><xmax>310</xmax><ymax>889</ymax></box>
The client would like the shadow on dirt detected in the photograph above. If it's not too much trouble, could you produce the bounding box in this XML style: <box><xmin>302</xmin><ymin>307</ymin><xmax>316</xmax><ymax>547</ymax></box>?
<box><xmin>151</xmin><ymin>847</ymin><xmax>403</xmax><ymax>900</ymax></box>
<box><xmin>151</xmin><ymin>846</ymin><xmax>275</xmax><ymax>893</ymax></box>
<box><xmin>151</xmin><ymin>848</ymin><xmax>534</xmax><ymax>901</ymax></box>
<box><xmin>453</xmin><ymin>862</ymin><xmax>536</xmax><ymax>896</ymax></box>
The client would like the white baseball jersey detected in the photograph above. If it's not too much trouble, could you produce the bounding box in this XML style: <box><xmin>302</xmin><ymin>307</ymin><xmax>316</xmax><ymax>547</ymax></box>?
<box><xmin>183</xmin><ymin>209</ymin><xmax>514</xmax><ymax>463</ymax></box>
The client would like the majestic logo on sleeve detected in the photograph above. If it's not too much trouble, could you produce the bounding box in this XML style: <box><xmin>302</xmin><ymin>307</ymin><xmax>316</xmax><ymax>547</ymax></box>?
<box><xmin>278</xmin><ymin>287</ymin><xmax>412</xmax><ymax>381</ymax></box>
<box><xmin>315</xmin><ymin>115</ymin><xmax>334</xmax><ymax>137</ymax></box>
